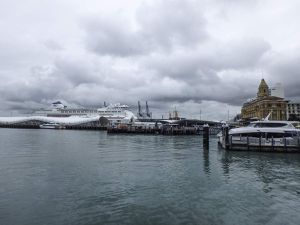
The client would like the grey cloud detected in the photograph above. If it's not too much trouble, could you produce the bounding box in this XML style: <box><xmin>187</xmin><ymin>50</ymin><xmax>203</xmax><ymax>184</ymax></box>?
<box><xmin>136</xmin><ymin>0</ymin><xmax>207</xmax><ymax>49</ymax></box>
<box><xmin>54</xmin><ymin>58</ymin><xmax>101</xmax><ymax>86</ymax></box>
<box><xmin>83</xmin><ymin>0</ymin><xmax>207</xmax><ymax>57</ymax></box>
<box><xmin>213</xmin><ymin>39</ymin><xmax>271</xmax><ymax>70</ymax></box>
<box><xmin>0</xmin><ymin>0</ymin><xmax>300</xmax><ymax>120</ymax></box>
<box><xmin>265</xmin><ymin>52</ymin><xmax>300</xmax><ymax>99</ymax></box>
<box><xmin>84</xmin><ymin>19</ymin><xmax>147</xmax><ymax>56</ymax></box>
<box><xmin>44</xmin><ymin>40</ymin><xmax>64</xmax><ymax>51</ymax></box>
<box><xmin>137</xmin><ymin>37</ymin><xmax>270</xmax><ymax>106</ymax></box>
<box><xmin>144</xmin><ymin>38</ymin><xmax>270</xmax><ymax>78</ymax></box>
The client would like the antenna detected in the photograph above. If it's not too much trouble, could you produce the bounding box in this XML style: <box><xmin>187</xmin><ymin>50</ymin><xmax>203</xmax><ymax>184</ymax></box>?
<box><xmin>200</xmin><ymin>109</ymin><xmax>202</xmax><ymax>120</ymax></box>
<box><xmin>227</xmin><ymin>109</ymin><xmax>230</xmax><ymax>122</ymax></box>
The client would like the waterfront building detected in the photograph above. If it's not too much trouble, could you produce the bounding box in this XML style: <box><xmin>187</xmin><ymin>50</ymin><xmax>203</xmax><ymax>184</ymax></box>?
<box><xmin>241</xmin><ymin>79</ymin><xmax>288</xmax><ymax>121</ymax></box>
<box><xmin>287</xmin><ymin>102</ymin><xmax>300</xmax><ymax>120</ymax></box>
<box><xmin>270</xmin><ymin>83</ymin><xmax>285</xmax><ymax>98</ymax></box>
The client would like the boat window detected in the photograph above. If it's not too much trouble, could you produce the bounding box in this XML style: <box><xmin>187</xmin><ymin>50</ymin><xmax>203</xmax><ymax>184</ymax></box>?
<box><xmin>284</xmin><ymin>131</ymin><xmax>298</xmax><ymax>137</ymax></box>
<box><xmin>240</xmin><ymin>133</ymin><xmax>264</xmax><ymax>138</ymax></box>
<box><xmin>266</xmin><ymin>133</ymin><xmax>286</xmax><ymax>139</ymax></box>
<box><xmin>253</xmin><ymin>123</ymin><xmax>288</xmax><ymax>128</ymax></box>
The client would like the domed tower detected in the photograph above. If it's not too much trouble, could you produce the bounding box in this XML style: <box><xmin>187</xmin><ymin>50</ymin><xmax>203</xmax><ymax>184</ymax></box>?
<box><xmin>257</xmin><ymin>79</ymin><xmax>269</xmax><ymax>98</ymax></box>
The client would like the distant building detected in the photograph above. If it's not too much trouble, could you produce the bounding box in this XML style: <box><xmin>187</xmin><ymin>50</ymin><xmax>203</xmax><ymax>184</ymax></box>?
<box><xmin>270</xmin><ymin>83</ymin><xmax>285</xmax><ymax>98</ymax></box>
<box><xmin>287</xmin><ymin>102</ymin><xmax>300</xmax><ymax>120</ymax></box>
<box><xmin>241</xmin><ymin>79</ymin><xmax>288</xmax><ymax>121</ymax></box>
<box><xmin>169</xmin><ymin>110</ymin><xmax>180</xmax><ymax>120</ymax></box>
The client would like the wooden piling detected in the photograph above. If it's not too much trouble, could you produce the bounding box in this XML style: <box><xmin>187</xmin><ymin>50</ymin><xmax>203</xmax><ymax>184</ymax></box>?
<box><xmin>203</xmin><ymin>124</ymin><xmax>209</xmax><ymax>150</ymax></box>
<box><xmin>224</xmin><ymin>125</ymin><xmax>229</xmax><ymax>150</ymax></box>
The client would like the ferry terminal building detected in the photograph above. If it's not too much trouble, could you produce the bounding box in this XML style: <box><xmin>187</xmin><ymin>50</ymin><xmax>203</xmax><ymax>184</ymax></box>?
<box><xmin>241</xmin><ymin>79</ymin><xmax>288</xmax><ymax>121</ymax></box>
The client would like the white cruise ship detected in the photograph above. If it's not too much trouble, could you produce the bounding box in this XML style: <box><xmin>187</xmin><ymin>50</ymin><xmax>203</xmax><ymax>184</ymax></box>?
<box><xmin>0</xmin><ymin>102</ymin><xmax>137</xmax><ymax>127</ymax></box>
<box><xmin>33</xmin><ymin>101</ymin><xmax>136</xmax><ymax>122</ymax></box>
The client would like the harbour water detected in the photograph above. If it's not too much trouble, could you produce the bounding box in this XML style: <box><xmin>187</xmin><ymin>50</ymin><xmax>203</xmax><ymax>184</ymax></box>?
<box><xmin>1</xmin><ymin>129</ymin><xmax>300</xmax><ymax>225</ymax></box>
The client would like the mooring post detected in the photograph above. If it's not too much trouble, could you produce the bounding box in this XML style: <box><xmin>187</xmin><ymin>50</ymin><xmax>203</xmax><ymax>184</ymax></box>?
<box><xmin>224</xmin><ymin>125</ymin><xmax>230</xmax><ymax>150</ymax></box>
<box><xmin>247</xmin><ymin>136</ymin><xmax>249</xmax><ymax>151</ymax></box>
<box><xmin>284</xmin><ymin>137</ymin><xmax>287</xmax><ymax>151</ymax></box>
<box><xmin>203</xmin><ymin>124</ymin><xmax>210</xmax><ymax>150</ymax></box>
<box><xmin>259</xmin><ymin>136</ymin><xmax>262</xmax><ymax>151</ymax></box>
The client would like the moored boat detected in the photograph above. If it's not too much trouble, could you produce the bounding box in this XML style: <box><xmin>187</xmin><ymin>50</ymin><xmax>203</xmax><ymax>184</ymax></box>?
<box><xmin>219</xmin><ymin>120</ymin><xmax>300</xmax><ymax>152</ymax></box>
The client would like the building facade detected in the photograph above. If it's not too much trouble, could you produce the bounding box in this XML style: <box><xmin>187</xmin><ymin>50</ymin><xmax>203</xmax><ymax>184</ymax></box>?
<box><xmin>269</xmin><ymin>83</ymin><xmax>285</xmax><ymax>98</ymax></box>
<box><xmin>241</xmin><ymin>79</ymin><xmax>288</xmax><ymax>121</ymax></box>
<box><xmin>287</xmin><ymin>103</ymin><xmax>300</xmax><ymax>120</ymax></box>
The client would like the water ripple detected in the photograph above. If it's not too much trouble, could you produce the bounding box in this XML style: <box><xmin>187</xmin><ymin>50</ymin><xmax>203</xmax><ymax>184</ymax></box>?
<box><xmin>1</xmin><ymin>130</ymin><xmax>300</xmax><ymax>225</ymax></box>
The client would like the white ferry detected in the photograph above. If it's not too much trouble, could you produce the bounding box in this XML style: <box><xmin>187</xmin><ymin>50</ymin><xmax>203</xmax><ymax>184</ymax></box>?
<box><xmin>219</xmin><ymin>116</ymin><xmax>300</xmax><ymax>151</ymax></box>
<box><xmin>97</xmin><ymin>103</ymin><xmax>136</xmax><ymax>124</ymax></box>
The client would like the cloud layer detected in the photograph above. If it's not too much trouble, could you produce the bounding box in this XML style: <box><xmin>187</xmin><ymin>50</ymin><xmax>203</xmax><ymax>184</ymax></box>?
<box><xmin>0</xmin><ymin>0</ymin><xmax>300</xmax><ymax>119</ymax></box>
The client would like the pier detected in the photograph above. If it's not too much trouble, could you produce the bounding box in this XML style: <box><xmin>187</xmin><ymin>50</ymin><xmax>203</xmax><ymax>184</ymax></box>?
<box><xmin>107</xmin><ymin>120</ymin><xmax>221</xmax><ymax>135</ymax></box>
<box><xmin>0</xmin><ymin>117</ymin><xmax>222</xmax><ymax>135</ymax></box>
<box><xmin>107</xmin><ymin>125</ymin><xmax>200</xmax><ymax>135</ymax></box>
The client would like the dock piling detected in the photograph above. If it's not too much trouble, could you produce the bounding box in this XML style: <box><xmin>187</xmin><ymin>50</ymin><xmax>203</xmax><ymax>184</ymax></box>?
<box><xmin>203</xmin><ymin>124</ymin><xmax>209</xmax><ymax>150</ymax></box>
<box><xmin>224</xmin><ymin>125</ymin><xmax>229</xmax><ymax>150</ymax></box>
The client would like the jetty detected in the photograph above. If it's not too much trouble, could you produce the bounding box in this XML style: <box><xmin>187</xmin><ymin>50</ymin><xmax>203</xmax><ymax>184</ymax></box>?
<box><xmin>107</xmin><ymin>120</ymin><xmax>221</xmax><ymax>135</ymax></box>
<box><xmin>107</xmin><ymin>124</ymin><xmax>199</xmax><ymax>135</ymax></box>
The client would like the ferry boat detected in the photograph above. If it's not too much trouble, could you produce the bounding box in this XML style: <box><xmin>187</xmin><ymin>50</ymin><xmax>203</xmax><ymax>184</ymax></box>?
<box><xmin>97</xmin><ymin>103</ymin><xmax>136</xmax><ymax>124</ymax></box>
<box><xmin>218</xmin><ymin>118</ymin><xmax>300</xmax><ymax>151</ymax></box>
<box><xmin>39</xmin><ymin>122</ymin><xmax>66</xmax><ymax>129</ymax></box>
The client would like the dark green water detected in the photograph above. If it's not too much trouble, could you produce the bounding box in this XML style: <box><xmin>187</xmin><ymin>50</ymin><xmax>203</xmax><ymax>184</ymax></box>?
<box><xmin>1</xmin><ymin>129</ymin><xmax>300</xmax><ymax>225</ymax></box>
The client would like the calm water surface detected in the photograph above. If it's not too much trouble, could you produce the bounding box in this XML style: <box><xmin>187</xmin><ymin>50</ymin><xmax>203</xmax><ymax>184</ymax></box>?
<box><xmin>1</xmin><ymin>129</ymin><xmax>300</xmax><ymax>225</ymax></box>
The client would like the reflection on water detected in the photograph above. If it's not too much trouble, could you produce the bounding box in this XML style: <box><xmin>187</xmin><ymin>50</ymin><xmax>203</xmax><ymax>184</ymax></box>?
<box><xmin>219</xmin><ymin>147</ymin><xmax>300</xmax><ymax>195</ymax></box>
<box><xmin>203</xmin><ymin>149</ymin><xmax>210</xmax><ymax>175</ymax></box>
<box><xmin>1</xmin><ymin>129</ymin><xmax>300</xmax><ymax>225</ymax></box>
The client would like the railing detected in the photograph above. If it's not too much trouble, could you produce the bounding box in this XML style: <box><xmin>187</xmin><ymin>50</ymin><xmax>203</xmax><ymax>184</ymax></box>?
<box><xmin>229</xmin><ymin>135</ymin><xmax>300</xmax><ymax>150</ymax></box>
<box><xmin>231</xmin><ymin>136</ymin><xmax>299</xmax><ymax>146</ymax></box>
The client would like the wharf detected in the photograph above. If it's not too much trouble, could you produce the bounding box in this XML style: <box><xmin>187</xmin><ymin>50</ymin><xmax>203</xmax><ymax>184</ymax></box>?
<box><xmin>0</xmin><ymin>119</ymin><xmax>221</xmax><ymax>135</ymax></box>
<box><xmin>107</xmin><ymin>125</ymin><xmax>220</xmax><ymax>135</ymax></box>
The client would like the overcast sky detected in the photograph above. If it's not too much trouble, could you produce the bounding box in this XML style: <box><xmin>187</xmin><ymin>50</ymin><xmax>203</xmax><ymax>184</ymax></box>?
<box><xmin>0</xmin><ymin>0</ymin><xmax>300</xmax><ymax>120</ymax></box>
